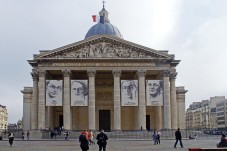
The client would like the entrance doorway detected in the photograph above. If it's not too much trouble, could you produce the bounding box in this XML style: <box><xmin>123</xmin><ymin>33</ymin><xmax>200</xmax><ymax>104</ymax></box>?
<box><xmin>59</xmin><ymin>115</ymin><xmax>63</xmax><ymax>128</ymax></box>
<box><xmin>146</xmin><ymin>115</ymin><xmax>150</xmax><ymax>131</ymax></box>
<box><xmin>99</xmin><ymin>110</ymin><xmax>111</xmax><ymax>131</ymax></box>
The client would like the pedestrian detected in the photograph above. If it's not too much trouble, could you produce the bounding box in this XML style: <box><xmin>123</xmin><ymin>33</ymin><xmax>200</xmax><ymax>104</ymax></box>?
<box><xmin>22</xmin><ymin>131</ymin><xmax>24</xmax><ymax>140</ymax></box>
<box><xmin>79</xmin><ymin>131</ymin><xmax>89</xmax><ymax>151</ymax></box>
<box><xmin>174</xmin><ymin>128</ymin><xmax>184</xmax><ymax>148</ymax></box>
<box><xmin>217</xmin><ymin>134</ymin><xmax>227</xmax><ymax>148</ymax></box>
<box><xmin>152</xmin><ymin>131</ymin><xmax>158</xmax><ymax>145</ymax></box>
<box><xmin>8</xmin><ymin>131</ymin><xmax>14</xmax><ymax>147</ymax></box>
<box><xmin>27</xmin><ymin>131</ymin><xmax>30</xmax><ymax>140</ymax></box>
<box><xmin>96</xmin><ymin>129</ymin><xmax>108</xmax><ymax>151</ymax></box>
<box><xmin>64</xmin><ymin>131</ymin><xmax>69</xmax><ymax>140</ymax></box>
<box><xmin>88</xmin><ymin>130</ymin><xmax>95</xmax><ymax>145</ymax></box>
<box><xmin>157</xmin><ymin>130</ymin><xmax>161</xmax><ymax>144</ymax></box>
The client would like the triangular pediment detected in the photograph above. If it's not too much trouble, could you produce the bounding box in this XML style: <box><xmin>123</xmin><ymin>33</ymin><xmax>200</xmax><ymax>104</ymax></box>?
<box><xmin>36</xmin><ymin>35</ymin><xmax>173</xmax><ymax>60</ymax></box>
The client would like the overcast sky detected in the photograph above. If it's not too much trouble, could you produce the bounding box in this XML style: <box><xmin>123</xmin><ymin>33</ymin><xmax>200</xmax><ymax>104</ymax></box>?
<box><xmin>0</xmin><ymin>0</ymin><xmax>227</xmax><ymax>123</ymax></box>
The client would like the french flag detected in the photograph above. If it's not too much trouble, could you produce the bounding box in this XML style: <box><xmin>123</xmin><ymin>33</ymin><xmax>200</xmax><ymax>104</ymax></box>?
<box><xmin>92</xmin><ymin>15</ymin><xmax>105</xmax><ymax>24</ymax></box>
<box><xmin>92</xmin><ymin>15</ymin><xmax>99</xmax><ymax>22</ymax></box>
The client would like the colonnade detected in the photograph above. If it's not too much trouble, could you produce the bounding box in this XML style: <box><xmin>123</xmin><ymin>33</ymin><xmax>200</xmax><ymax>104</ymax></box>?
<box><xmin>29</xmin><ymin>69</ymin><xmax>179</xmax><ymax>130</ymax></box>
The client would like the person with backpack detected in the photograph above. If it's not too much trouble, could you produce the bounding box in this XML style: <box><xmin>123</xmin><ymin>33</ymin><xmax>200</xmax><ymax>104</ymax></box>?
<box><xmin>79</xmin><ymin>131</ymin><xmax>89</xmax><ymax>151</ymax></box>
<box><xmin>8</xmin><ymin>131</ymin><xmax>14</xmax><ymax>147</ymax></box>
<box><xmin>96</xmin><ymin>129</ymin><xmax>108</xmax><ymax>151</ymax></box>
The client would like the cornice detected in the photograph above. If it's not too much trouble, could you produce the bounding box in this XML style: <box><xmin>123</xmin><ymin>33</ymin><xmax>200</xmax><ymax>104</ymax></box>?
<box><xmin>35</xmin><ymin>58</ymin><xmax>173</xmax><ymax>64</ymax></box>
<box><xmin>36</xmin><ymin>35</ymin><xmax>172</xmax><ymax>59</ymax></box>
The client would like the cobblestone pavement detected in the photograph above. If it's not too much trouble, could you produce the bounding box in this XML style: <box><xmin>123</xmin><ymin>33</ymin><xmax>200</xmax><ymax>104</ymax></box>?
<box><xmin>0</xmin><ymin>138</ymin><xmax>223</xmax><ymax>151</ymax></box>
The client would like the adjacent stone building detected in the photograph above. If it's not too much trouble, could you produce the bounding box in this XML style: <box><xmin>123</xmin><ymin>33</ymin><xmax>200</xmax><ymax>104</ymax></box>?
<box><xmin>186</xmin><ymin>96</ymin><xmax>227</xmax><ymax>130</ymax></box>
<box><xmin>21</xmin><ymin>6</ymin><xmax>187</xmax><ymax>131</ymax></box>
<box><xmin>0</xmin><ymin>105</ymin><xmax>8</xmax><ymax>131</ymax></box>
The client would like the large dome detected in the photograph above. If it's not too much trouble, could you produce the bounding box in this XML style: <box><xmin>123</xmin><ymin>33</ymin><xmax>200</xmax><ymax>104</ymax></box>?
<box><xmin>85</xmin><ymin>7</ymin><xmax>123</xmax><ymax>39</ymax></box>
<box><xmin>85</xmin><ymin>22</ymin><xmax>123</xmax><ymax>39</ymax></box>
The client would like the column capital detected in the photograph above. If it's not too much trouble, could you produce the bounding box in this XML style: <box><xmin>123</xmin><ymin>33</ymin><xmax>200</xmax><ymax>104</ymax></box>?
<box><xmin>170</xmin><ymin>72</ymin><xmax>177</xmax><ymax>80</ymax></box>
<box><xmin>87</xmin><ymin>69</ymin><xmax>96</xmax><ymax>77</ymax></box>
<box><xmin>137</xmin><ymin>69</ymin><xmax>146</xmax><ymax>77</ymax></box>
<box><xmin>162</xmin><ymin>70</ymin><xmax>170</xmax><ymax>77</ymax></box>
<box><xmin>62</xmin><ymin>69</ymin><xmax>71</xmax><ymax>77</ymax></box>
<box><xmin>38</xmin><ymin>70</ymin><xmax>46</xmax><ymax>77</ymax></box>
<box><xmin>112</xmin><ymin>69</ymin><xmax>121</xmax><ymax>77</ymax></box>
<box><xmin>31</xmin><ymin>69</ymin><xmax>39</xmax><ymax>81</ymax></box>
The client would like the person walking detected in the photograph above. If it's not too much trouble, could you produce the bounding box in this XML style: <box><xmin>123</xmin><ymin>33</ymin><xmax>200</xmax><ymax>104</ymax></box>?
<box><xmin>8</xmin><ymin>131</ymin><xmax>14</xmax><ymax>147</ymax></box>
<box><xmin>22</xmin><ymin>131</ymin><xmax>24</xmax><ymax>140</ymax></box>
<box><xmin>152</xmin><ymin>131</ymin><xmax>158</xmax><ymax>145</ymax></box>
<box><xmin>64</xmin><ymin>131</ymin><xmax>69</xmax><ymax>140</ymax></box>
<box><xmin>88</xmin><ymin>130</ymin><xmax>95</xmax><ymax>145</ymax></box>
<box><xmin>96</xmin><ymin>129</ymin><xmax>108</xmax><ymax>151</ymax></box>
<box><xmin>157</xmin><ymin>130</ymin><xmax>161</xmax><ymax>144</ymax></box>
<box><xmin>174</xmin><ymin>128</ymin><xmax>183</xmax><ymax>148</ymax></box>
<box><xmin>79</xmin><ymin>131</ymin><xmax>89</xmax><ymax>151</ymax></box>
<box><xmin>27</xmin><ymin>131</ymin><xmax>30</xmax><ymax>140</ymax></box>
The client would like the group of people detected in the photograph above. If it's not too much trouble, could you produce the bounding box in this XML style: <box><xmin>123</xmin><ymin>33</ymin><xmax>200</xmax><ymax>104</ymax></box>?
<box><xmin>152</xmin><ymin>130</ymin><xmax>161</xmax><ymax>145</ymax></box>
<box><xmin>21</xmin><ymin>131</ymin><xmax>30</xmax><ymax>140</ymax></box>
<box><xmin>189</xmin><ymin>134</ymin><xmax>197</xmax><ymax>140</ymax></box>
<box><xmin>79</xmin><ymin>129</ymin><xmax>108</xmax><ymax>151</ymax></box>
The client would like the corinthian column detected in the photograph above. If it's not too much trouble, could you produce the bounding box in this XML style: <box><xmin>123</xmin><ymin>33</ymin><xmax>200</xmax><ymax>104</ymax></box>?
<box><xmin>170</xmin><ymin>72</ymin><xmax>177</xmax><ymax>129</ymax></box>
<box><xmin>112</xmin><ymin>69</ymin><xmax>121</xmax><ymax>130</ymax></box>
<box><xmin>38</xmin><ymin>70</ymin><xmax>46</xmax><ymax>130</ymax></box>
<box><xmin>87</xmin><ymin>69</ymin><xmax>96</xmax><ymax>130</ymax></box>
<box><xmin>62</xmin><ymin>69</ymin><xmax>72</xmax><ymax>130</ymax></box>
<box><xmin>137</xmin><ymin>69</ymin><xmax>146</xmax><ymax>130</ymax></box>
<box><xmin>31</xmin><ymin>69</ymin><xmax>39</xmax><ymax>130</ymax></box>
<box><xmin>162</xmin><ymin>70</ymin><xmax>171</xmax><ymax>129</ymax></box>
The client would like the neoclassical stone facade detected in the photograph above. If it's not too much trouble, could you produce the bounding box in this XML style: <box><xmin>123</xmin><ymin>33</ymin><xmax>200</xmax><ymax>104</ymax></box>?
<box><xmin>22</xmin><ymin>6</ymin><xmax>187</xmax><ymax>131</ymax></box>
<box><xmin>22</xmin><ymin>35</ymin><xmax>187</xmax><ymax>131</ymax></box>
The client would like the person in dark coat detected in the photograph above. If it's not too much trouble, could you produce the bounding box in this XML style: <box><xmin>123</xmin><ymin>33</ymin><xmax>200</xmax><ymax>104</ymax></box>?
<box><xmin>217</xmin><ymin>134</ymin><xmax>227</xmax><ymax>148</ymax></box>
<box><xmin>174</xmin><ymin>128</ymin><xmax>183</xmax><ymax>148</ymax></box>
<box><xmin>79</xmin><ymin>131</ymin><xmax>89</xmax><ymax>151</ymax></box>
<box><xmin>96</xmin><ymin>129</ymin><xmax>108</xmax><ymax>151</ymax></box>
<box><xmin>8</xmin><ymin>131</ymin><xmax>14</xmax><ymax>147</ymax></box>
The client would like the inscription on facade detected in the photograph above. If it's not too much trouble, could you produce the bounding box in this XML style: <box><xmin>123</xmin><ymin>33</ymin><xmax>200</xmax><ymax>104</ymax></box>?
<box><xmin>96</xmin><ymin>92</ymin><xmax>113</xmax><ymax>101</ymax></box>
<box><xmin>50</xmin><ymin>62</ymin><xmax>155</xmax><ymax>67</ymax></box>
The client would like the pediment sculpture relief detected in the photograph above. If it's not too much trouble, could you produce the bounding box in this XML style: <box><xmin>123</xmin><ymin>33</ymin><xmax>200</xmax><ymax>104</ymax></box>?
<box><xmin>54</xmin><ymin>42</ymin><xmax>161</xmax><ymax>58</ymax></box>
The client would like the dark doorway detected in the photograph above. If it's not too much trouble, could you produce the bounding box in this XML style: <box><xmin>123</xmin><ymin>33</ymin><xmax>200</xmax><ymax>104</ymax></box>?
<box><xmin>99</xmin><ymin>110</ymin><xmax>111</xmax><ymax>131</ymax></box>
<box><xmin>146</xmin><ymin>115</ymin><xmax>150</xmax><ymax>131</ymax></box>
<box><xmin>59</xmin><ymin>115</ymin><xmax>63</xmax><ymax>127</ymax></box>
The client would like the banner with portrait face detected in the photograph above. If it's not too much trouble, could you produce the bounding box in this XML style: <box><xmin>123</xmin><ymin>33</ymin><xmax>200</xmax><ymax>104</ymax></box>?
<box><xmin>121</xmin><ymin>80</ymin><xmax>138</xmax><ymax>106</ymax></box>
<box><xmin>46</xmin><ymin>80</ymin><xmax>63</xmax><ymax>106</ymax></box>
<box><xmin>71</xmin><ymin>80</ymin><xmax>88</xmax><ymax>106</ymax></box>
<box><xmin>146</xmin><ymin>80</ymin><xmax>163</xmax><ymax>106</ymax></box>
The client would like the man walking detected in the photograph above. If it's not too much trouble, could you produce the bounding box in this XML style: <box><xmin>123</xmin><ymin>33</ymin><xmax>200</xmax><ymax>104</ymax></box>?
<box><xmin>79</xmin><ymin>131</ymin><xmax>89</xmax><ymax>151</ymax></box>
<box><xmin>27</xmin><ymin>131</ymin><xmax>30</xmax><ymax>140</ymax></box>
<box><xmin>8</xmin><ymin>131</ymin><xmax>14</xmax><ymax>147</ymax></box>
<box><xmin>174</xmin><ymin>128</ymin><xmax>183</xmax><ymax>148</ymax></box>
<box><xmin>96</xmin><ymin>129</ymin><xmax>108</xmax><ymax>151</ymax></box>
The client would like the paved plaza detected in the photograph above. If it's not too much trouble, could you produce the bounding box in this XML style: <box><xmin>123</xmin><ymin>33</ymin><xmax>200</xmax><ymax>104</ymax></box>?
<box><xmin>0</xmin><ymin>138</ymin><xmax>224</xmax><ymax>151</ymax></box>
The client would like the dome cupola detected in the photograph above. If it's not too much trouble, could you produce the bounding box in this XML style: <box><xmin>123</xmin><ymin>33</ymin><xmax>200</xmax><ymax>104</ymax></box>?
<box><xmin>85</xmin><ymin>4</ymin><xmax>123</xmax><ymax>39</ymax></box>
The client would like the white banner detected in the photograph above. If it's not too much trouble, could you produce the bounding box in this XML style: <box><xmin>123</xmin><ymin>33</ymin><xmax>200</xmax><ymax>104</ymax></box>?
<box><xmin>46</xmin><ymin>80</ymin><xmax>63</xmax><ymax>106</ymax></box>
<box><xmin>121</xmin><ymin>80</ymin><xmax>138</xmax><ymax>106</ymax></box>
<box><xmin>146</xmin><ymin>80</ymin><xmax>163</xmax><ymax>106</ymax></box>
<box><xmin>71</xmin><ymin>80</ymin><xmax>88</xmax><ymax>106</ymax></box>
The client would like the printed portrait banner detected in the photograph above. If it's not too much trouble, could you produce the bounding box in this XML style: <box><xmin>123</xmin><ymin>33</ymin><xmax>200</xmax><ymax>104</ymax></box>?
<box><xmin>121</xmin><ymin>80</ymin><xmax>138</xmax><ymax>106</ymax></box>
<box><xmin>46</xmin><ymin>80</ymin><xmax>63</xmax><ymax>106</ymax></box>
<box><xmin>146</xmin><ymin>80</ymin><xmax>163</xmax><ymax>106</ymax></box>
<box><xmin>71</xmin><ymin>80</ymin><xmax>88</xmax><ymax>106</ymax></box>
